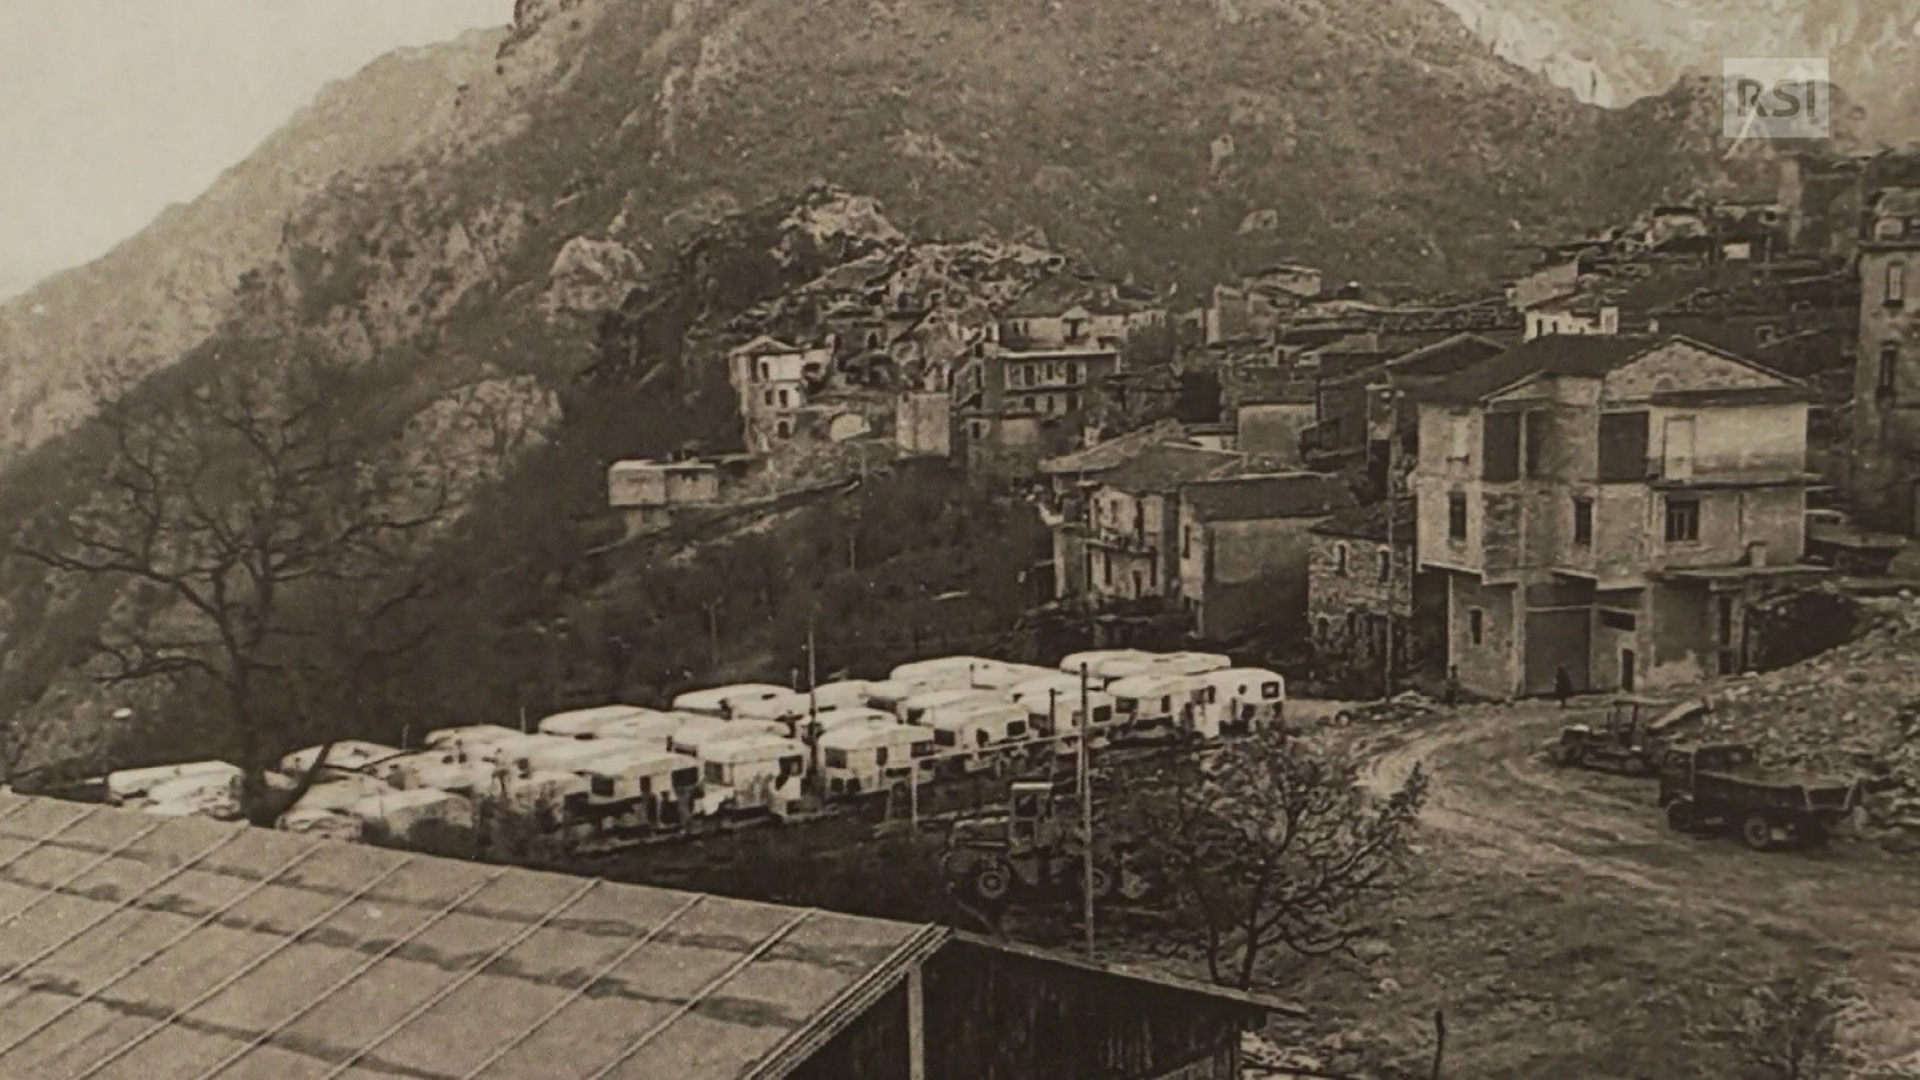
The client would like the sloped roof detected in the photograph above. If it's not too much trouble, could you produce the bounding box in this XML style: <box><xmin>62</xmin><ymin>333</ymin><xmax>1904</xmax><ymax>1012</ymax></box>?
<box><xmin>1410</xmin><ymin>335</ymin><xmax>1659</xmax><ymax>405</ymax></box>
<box><xmin>1039</xmin><ymin>419</ymin><xmax>1186</xmax><ymax>476</ymax></box>
<box><xmin>0</xmin><ymin>792</ymin><xmax>943</xmax><ymax>1079</ymax></box>
<box><xmin>1100</xmin><ymin>444</ymin><xmax>1243</xmax><ymax>495</ymax></box>
<box><xmin>1385</xmin><ymin>334</ymin><xmax>1514</xmax><ymax>379</ymax></box>
<box><xmin>1182</xmin><ymin>472</ymin><xmax>1356</xmax><ymax>522</ymax></box>
<box><xmin>1310</xmin><ymin>497</ymin><xmax>1416</xmax><ymax>542</ymax></box>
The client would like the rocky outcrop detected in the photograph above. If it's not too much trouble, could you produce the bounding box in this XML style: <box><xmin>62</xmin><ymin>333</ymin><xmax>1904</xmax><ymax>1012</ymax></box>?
<box><xmin>543</xmin><ymin>237</ymin><xmax>647</xmax><ymax>322</ymax></box>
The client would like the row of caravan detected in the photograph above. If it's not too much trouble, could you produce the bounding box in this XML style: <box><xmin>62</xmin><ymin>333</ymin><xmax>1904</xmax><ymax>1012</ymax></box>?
<box><xmin>100</xmin><ymin>649</ymin><xmax>1285</xmax><ymax>844</ymax></box>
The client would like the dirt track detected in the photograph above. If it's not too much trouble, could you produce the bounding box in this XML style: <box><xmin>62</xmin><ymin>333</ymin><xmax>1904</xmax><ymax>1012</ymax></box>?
<box><xmin>1355</xmin><ymin>700</ymin><xmax>1920</xmax><ymax>1071</ymax></box>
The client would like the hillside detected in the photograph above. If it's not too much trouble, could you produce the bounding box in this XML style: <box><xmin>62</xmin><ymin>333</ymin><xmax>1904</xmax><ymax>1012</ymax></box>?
<box><xmin>0</xmin><ymin>25</ymin><xmax>510</xmax><ymax>466</ymax></box>
<box><xmin>0</xmin><ymin>0</ymin><xmax>1846</xmax><ymax>769</ymax></box>
<box><xmin>1433</xmin><ymin>0</ymin><xmax>1912</xmax><ymax>143</ymax></box>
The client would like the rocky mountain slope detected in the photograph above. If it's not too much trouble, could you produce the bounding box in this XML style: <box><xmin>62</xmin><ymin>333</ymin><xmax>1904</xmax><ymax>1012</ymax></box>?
<box><xmin>1434</xmin><ymin>0</ymin><xmax>1913</xmax><ymax>143</ymax></box>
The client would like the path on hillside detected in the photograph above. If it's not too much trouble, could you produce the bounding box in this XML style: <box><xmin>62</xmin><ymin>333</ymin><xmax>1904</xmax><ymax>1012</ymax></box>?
<box><xmin>1359</xmin><ymin>703</ymin><xmax>1920</xmax><ymax>1063</ymax></box>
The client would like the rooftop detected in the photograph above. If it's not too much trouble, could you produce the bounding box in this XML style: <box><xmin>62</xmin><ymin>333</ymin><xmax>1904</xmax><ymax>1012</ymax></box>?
<box><xmin>1039</xmin><ymin>419</ymin><xmax>1187</xmax><ymax>476</ymax></box>
<box><xmin>1100</xmin><ymin>443</ymin><xmax>1243</xmax><ymax>495</ymax></box>
<box><xmin>1181</xmin><ymin>472</ymin><xmax>1356</xmax><ymax>522</ymax></box>
<box><xmin>1408</xmin><ymin>334</ymin><xmax>1660</xmax><ymax>404</ymax></box>
<box><xmin>1382</xmin><ymin>333</ymin><xmax>1508</xmax><ymax>380</ymax></box>
<box><xmin>0</xmin><ymin>792</ymin><xmax>942</xmax><ymax>1079</ymax></box>
<box><xmin>1309</xmin><ymin>498</ymin><xmax>1417</xmax><ymax>543</ymax></box>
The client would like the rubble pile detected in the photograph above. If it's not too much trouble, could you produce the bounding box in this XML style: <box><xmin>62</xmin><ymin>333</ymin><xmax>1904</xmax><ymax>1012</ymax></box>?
<box><xmin>1698</xmin><ymin>593</ymin><xmax>1920</xmax><ymax>846</ymax></box>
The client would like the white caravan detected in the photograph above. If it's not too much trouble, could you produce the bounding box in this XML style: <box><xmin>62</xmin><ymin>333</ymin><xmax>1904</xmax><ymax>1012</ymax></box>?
<box><xmin>899</xmin><ymin>687</ymin><xmax>1007</xmax><ymax>727</ymax></box>
<box><xmin>538</xmin><ymin>705</ymin><xmax>675</xmax><ymax>739</ymax></box>
<box><xmin>889</xmin><ymin>656</ymin><xmax>992</xmax><ymax>688</ymax></box>
<box><xmin>1144</xmin><ymin>651</ymin><xmax>1233</xmax><ymax>677</ymax></box>
<box><xmin>667</xmin><ymin>717</ymin><xmax>790</xmax><ymax>757</ymax></box>
<box><xmin>671</xmin><ymin>683</ymin><xmax>790</xmax><ymax>718</ymax></box>
<box><xmin>924</xmin><ymin>700</ymin><xmax>1032</xmax><ymax>774</ymax></box>
<box><xmin>1106</xmin><ymin>672</ymin><xmax>1221</xmax><ymax>739</ymax></box>
<box><xmin>575</xmin><ymin>747</ymin><xmax>702</xmax><ymax>828</ymax></box>
<box><xmin>107</xmin><ymin>761</ymin><xmax>242</xmax><ymax>806</ymax></box>
<box><xmin>818</xmin><ymin>722</ymin><xmax>936</xmax><ymax>798</ymax></box>
<box><xmin>695</xmin><ymin>734</ymin><xmax>808</xmax><ymax>817</ymax></box>
<box><xmin>1200</xmin><ymin>668</ymin><xmax>1286</xmax><ymax>733</ymax></box>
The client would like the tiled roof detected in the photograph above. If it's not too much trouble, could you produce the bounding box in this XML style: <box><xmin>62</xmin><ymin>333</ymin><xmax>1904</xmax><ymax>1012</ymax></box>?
<box><xmin>1408</xmin><ymin>334</ymin><xmax>1659</xmax><ymax>405</ymax></box>
<box><xmin>1039</xmin><ymin>420</ymin><xmax>1186</xmax><ymax>476</ymax></box>
<box><xmin>1099</xmin><ymin>443</ymin><xmax>1243</xmax><ymax>495</ymax></box>
<box><xmin>1181</xmin><ymin>472</ymin><xmax>1356</xmax><ymax>522</ymax></box>
<box><xmin>0</xmin><ymin>793</ymin><xmax>942</xmax><ymax>1080</ymax></box>
<box><xmin>1310</xmin><ymin>498</ymin><xmax>1416</xmax><ymax>542</ymax></box>
<box><xmin>1385</xmin><ymin>334</ymin><xmax>1509</xmax><ymax>379</ymax></box>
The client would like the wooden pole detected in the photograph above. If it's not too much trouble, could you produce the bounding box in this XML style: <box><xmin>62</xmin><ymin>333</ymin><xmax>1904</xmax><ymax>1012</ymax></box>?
<box><xmin>1383</xmin><ymin>388</ymin><xmax>1397</xmax><ymax>702</ymax></box>
<box><xmin>1431</xmin><ymin>1008</ymin><xmax>1446</xmax><ymax>1080</ymax></box>
<box><xmin>806</xmin><ymin>616</ymin><xmax>822</xmax><ymax>804</ymax></box>
<box><xmin>1079</xmin><ymin>662</ymin><xmax>1095</xmax><ymax>960</ymax></box>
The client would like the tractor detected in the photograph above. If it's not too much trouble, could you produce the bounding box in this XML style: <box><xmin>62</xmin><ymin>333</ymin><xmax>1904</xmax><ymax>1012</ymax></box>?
<box><xmin>1543</xmin><ymin>694</ymin><xmax>1710</xmax><ymax>775</ymax></box>
<box><xmin>940</xmin><ymin>780</ymin><xmax>1139</xmax><ymax>910</ymax></box>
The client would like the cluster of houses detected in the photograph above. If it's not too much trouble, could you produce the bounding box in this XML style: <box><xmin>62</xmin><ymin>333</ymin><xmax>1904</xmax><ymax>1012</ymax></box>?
<box><xmin>606</xmin><ymin>150</ymin><xmax>1920</xmax><ymax>702</ymax></box>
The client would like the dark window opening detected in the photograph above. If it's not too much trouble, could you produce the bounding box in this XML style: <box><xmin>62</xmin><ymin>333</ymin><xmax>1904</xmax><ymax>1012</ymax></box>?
<box><xmin>1888</xmin><ymin>261</ymin><xmax>1906</xmax><ymax>306</ymax></box>
<box><xmin>1597</xmin><ymin>411</ymin><xmax>1651</xmax><ymax>483</ymax></box>
<box><xmin>1599</xmin><ymin>609</ymin><xmax>1636</xmax><ymax>631</ymax></box>
<box><xmin>1523</xmin><ymin>410</ymin><xmax>1551</xmax><ymax>478</ymax></box>
<box><xmin>1665</xmin><ymin>497</ymin><xmax>1700</xmax><ymax>543</ymax></box>
<box><xmin>1377</xmin><ymin>550</ymin><xmax>1391</xmax><ymax>583</ymax></box>
<box><xmin>1573</xmin><ymin>497</ymin><xmax>1594</xmax><ymax>546</ymax></box>
<box><xmin>1447</xmin><ymin>493</ymin><xmax>1468</xmax><ymax>541</ymax></box>
<box><xmin>1335</xmin><ymin>544</ymin><xmax>1348</xmax><ymax>575</ymax></box>
<box><xmin>1717</xmin><ymin>595</ymin><xmax>1735</xmax><ymax>643</ymax></box>
<box><xmin>1482</xmin><ymin>411</ymin><xmax>1521</xmax><ymax>481</ymax></box>
<box><xmin>1879</xmin><ymin>343</ymin><xmax>1899</xmax><ymax>400</ymax></box>
<box><xmin>1468</xmin><ymin>608</ymin><xmax>1484</xmax><ymax>646</ymax></box>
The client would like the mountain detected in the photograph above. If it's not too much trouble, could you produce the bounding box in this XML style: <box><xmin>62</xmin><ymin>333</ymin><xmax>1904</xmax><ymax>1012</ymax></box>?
<box><xmin>1432</xmin><ymin>0</ymin><xmax>1913</xmax><ymax>143</ymax></box>
<box><xmin>0</xmin><ymin>0</ymin><xmax>1836</xmax><ymax>766</ymax></box>
<box><xmin>0</xmin><ymin>25</ymin><xmax>510</xmax><ymax>466</ymax></box>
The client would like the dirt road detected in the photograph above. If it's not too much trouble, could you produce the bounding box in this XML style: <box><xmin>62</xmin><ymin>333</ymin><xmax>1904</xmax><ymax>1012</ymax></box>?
<box><xmin>1352</xmin><ymin>700</ymin><xmax>1920</xmax><ymax>1073</ymax></box>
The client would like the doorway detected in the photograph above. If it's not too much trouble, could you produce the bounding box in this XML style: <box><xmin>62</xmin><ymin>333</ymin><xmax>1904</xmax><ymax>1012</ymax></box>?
<box><xmin>1620</xmin><ymin>648</ymin><xmax>1636</xmax><ymax>692</ymax></box>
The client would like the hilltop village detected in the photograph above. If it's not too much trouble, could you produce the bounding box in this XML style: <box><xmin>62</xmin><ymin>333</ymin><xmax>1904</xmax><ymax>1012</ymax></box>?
<box><xmin>611</xmin><ymin>150</ymin><xmax>1912</xmax><ymax>707</ymax></box>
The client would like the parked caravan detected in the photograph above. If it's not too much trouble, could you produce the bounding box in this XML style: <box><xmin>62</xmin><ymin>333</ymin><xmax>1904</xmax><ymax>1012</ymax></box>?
<box><xmin>538</xmin><ymin>705</ymin><xmax>674</xmax><ymax>739</ymax></box>
<box><xmin>1009</xmin><ymin>674</ymin><xmax>1118</xmax><ymax>745</ymax></box>
<box><xmin>277</xmin><ymin>741</ymin><xmax>402</xmax><ymax>780</ymax></box>
<box><xmin>493</xmin><ymin>762</ymin><xmax>593</xmax><ymax>823</ymax></box>
<box><xmin>280</xmin><ymin>774</ymin><xmax>391</xmax><ymax>818</ymax></box>
<box><xmin>575</xmin><ymin>747</ymin><xmax>702</xmax><ymax>828</ymax></box>
<box><xmin>695</xmin><ymin>734</ymin><xmax>808</xmax><ymax>817</ymax></box>
<box><xmin>810</xmin><ymin>680</ymin><xmax>875</xmax><ymax>711</ymax></box>
<box><xmin>889</xmin><ymin>656</ymin><xmax>992</xmax><ymax>688</ymax></box>
<box><xmin>107</xmin><ymin>760</ymin><xmax>242</xmax><ymax>806</ymax></box>
<box><xmin>966</xmin><ymin>660</ymin><xmax>1056</xmax><ymax>690</ymax></box>
<box><xmin>671</xmin><ymin>683</ymin><xmax>789</xmax><ymax>718</ymax></box>
<box><xmin>925</xmin><ymin>700</ymin><xmax>1031</xmax><ymax>773</ymax></box>
<box><xmin>798</xmin><ymin>706</ymin><xmax>899</xmax><ymax>739</ymax></box>
<box><xmin>350</xmin><ymin>788</ymin><xmax>474</xmax><ymax>840</ymax></box>
<box><xmin>1107</xmin><ymin>672</ymin><xmax>1220</xmax><ymax>739</ymax></box>
<box><xmin>140</xmin><ymin>770</ymin><xmax>244</xmax><ymax>820</ymax></box>
<box><xmin>1201</xmin><ymin>668</ymin><xmax>1286</xmax><ymax>733</ymax></box>
<box><xmin>899</xmin><ymin>687</ymin><xmax>1006</xmax><ymax>727</ymax></box>
<box><xmin>729</xmin><ymin>690</ymin><xmax>812</xmax><ymax>724</ymax></box>
<box><xmin>1057</xmin><ymin>649</ymin><xmax>1158</xmax><ymax>684</ymax></box>
<box><xmin>422</xmin><ymin>725</ymin><xmax>524</xmax><ymax>752</ymax></box>
<box><xmin>592</xmin><ymin>712</ymin><xmax>699</xmax><ymax>748</ymax></box>
<box><xmin>667</xmin><ymin>717</ymin><xmax>790</xmax><ymax>757</ymax></box>
<box><xmin>1145</xmin><ymin>651</ymin><xmax>1233</xmax><ymax>677</ymax></box>
<box><xmin>818</xmin><ymin>722</ymin><xmax>935</xmax><ymax>797</ymax></box>
<box><xmin>864</xmin><ymin>676</ymin><xmax>957</xmax><ymax>716</ymax></box>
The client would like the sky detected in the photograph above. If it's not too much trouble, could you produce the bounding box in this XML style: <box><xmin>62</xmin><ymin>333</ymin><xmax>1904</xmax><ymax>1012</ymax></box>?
<box><xmin>0</xmin><ymin>0</ymin><xmax>517</xmax><ymax>300</ymax></box>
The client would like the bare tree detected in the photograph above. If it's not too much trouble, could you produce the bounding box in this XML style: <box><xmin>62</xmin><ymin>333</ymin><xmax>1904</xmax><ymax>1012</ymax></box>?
<box><xmin>1737</xmin><ymin>969</ymin><xmax>1857</xmax><ymax>1080</ymax></box>
<box><xmin>1115</xmin><ymin>729</ymin><xmax>1428</xmax><ymax>988</ymax></box>
<box><xmin>12</xmin><ymin>356</ymin><xmax>451</xmax><ymax>824</ymax></box>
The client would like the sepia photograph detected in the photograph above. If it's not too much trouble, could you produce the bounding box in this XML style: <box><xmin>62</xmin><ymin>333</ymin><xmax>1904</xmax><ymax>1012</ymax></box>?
<box><xmin>0</xmin><ymin>1</ymin><xmax>1915</xmax><ymax>1076</ymax></box>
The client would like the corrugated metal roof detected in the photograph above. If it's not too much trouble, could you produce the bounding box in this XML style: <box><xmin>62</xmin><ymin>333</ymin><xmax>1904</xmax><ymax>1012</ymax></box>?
<box><xmin>0</xmin><ymin>793</ymin><xmax>944</xmax><ymax>1080</ymax></box>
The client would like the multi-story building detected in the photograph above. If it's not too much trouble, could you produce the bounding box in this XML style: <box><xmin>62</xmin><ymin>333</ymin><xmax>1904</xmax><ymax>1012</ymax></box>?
<box><xmin>1306</xmin><ymin>498</ymin><xmax>1436</xmax><ymax>677</ymax></box>
<box><xmin>1409</xmin><ymin>334</ymin><xmax>1822</xmax><ymax>699</ymax></box>
<box><xmin>1175</xmin><ymin>472</ymin><xmax>1355</xmax><ymax>641</ymax></box>
<box><xmin>727</xmin><ymin>336</ymin><xmax>833</xmax><ymax>452</ymax></box>
<box><xmin>1080</xmin><ymin>444</ymin><xmax>1243</xmax><ymax>604</ymax></box>
<box><xmin>1849</xmin><ymin>172</ymin><xmax>1920</xmax><ymax>534</ymax></box>
<box><xmin>952</xmin><ymin>341</ymin><xmax>1123</xmax><ymax>476</ymax></box>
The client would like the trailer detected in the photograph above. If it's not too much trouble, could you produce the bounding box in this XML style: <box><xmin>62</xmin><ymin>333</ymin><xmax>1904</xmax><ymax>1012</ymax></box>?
<box><xmin>1144</xmin><ymin>651</ymin><xmax>1232</xmax><ymax>677</ymax></box>
<box><xmin>923</xmin><ymin>701</ymin><xmax>1032</xmax><ymax>774</ymax></box>
<box><xmin>1657</xmin><ymin>742</ymin><xmax>1859</xmax><ymax>851</ymax></box>
<box><xmin>574</xmin><ymin>747</ymin><xmax>702</xmax><ymax>829</ymax></box>
<box><xmin>667</xmin><ymin>717</ymin><xmax>791</xmax><ymax>757</ymax></box>
<box><xmin>864</xmin><ymin>676</ymin><xmax>959</xmax><ymax>716</ymax></box>
<box><xmin>350</xmin><ymin>788</ymin><xmax>475</xmax><ymax>841</ymax></box>
<box><xmin>422</xmin><ymin>725</ymin><xmax>524</xmax><ymax>753</ymax></box>
<box><xmin>1106</xmin><ymin>672</ymin><xmax>1218</xmax><ymax>739</ymax></box>
<box><xmin>277</xmin><ymin>741</ymin><xmax>403</xmax><ymax>780</ymax></box>
<box><xmin>1008</xmin><ymin>674</ymin><xmax>1118</xmax><ymax>750</ymax></box>
<box><xmin>965</xmin><ymin>660</ymin><xmax>1057</xmax><ymax>691</ymax></box>
<box><xmin>729</xmin><ymin>689</ymin><xmax>813</xmax><ymax>724</ymax></box>
<box><xmin>899</xmin><ymin>687</ymin><xmax>1009</xmax><ymax>726</ymax></box>
<box><xmin>1199</xmin><ymin>668</ymin><xmax>1286</xmax><ymax>734</ymax></box>
<box><xmin>106</xmin><ymin>760</ymin><xmax>242</xmax><ymax>806</ymax></box>
<box><xmin>889</xmin><ymin>656</ymin><xmax>993</xmax><ymax>687</ymax></box>
<box><xmin>694</xmin><ymin>734</ymin><xmax>809</xmax><ymax>818</ymax></box>
<box><xmin>537</xmin><ymin>704</ymin><xmax>677</xmax><ymax>739</ymax></box>
<box><xmin>670</xmin><ymin>683</ymin><xmax>789</xmax><ymax>718</ymax></box>
<box><xmin>592</xmin><ymin>712</ymin><xmax>699</xmax><ymax>748</ymax></box>
<box><xmin>818</xmin><ymin>722</ymin><xmax>936</xmax><ymax>798</ymax></box>
<box><xmin>808</xmin><ymin>680</ymin><xmax>876</xmax><ymax>711</ymax></box>
<box><xmin>797</xmin><ymin>706</ymin><xmax>900</xmax><ymax>740</ymax></box>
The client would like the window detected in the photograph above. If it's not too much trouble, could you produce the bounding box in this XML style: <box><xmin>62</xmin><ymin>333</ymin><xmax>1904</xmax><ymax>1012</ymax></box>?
<box><xmin>774</xmin><ymin>420</ymin><xmax>792</xmax><ymax>439</ymax></box>
<box><xmin>1335</xmin><ymin>543</ymin><xmax>1349</xmax><ymax>575</ymax></box>
<box><xmin>1022</xmin><ymin>396</ymin><xmax>1037</xmax><ymax>412</ymax></box>
<box><xmin>874</xmin><ymin>747</ymin><xmax>890</xmax><ymax>767</ymax></box>
<box><xmin>1261</xmin><ymin>681</ymin><xmax>1281</xmax><ymax>700</ymax></box>
<box><xmin>823</xmin><ymin>748</ymin><xmax>848</xmax><ymax>769</ymax></box>
<box><xmin>1315</xmin><ymin>617</ymin><xmax>1330</xmax><ymax>640</ymax></box>
<box><xmin>1377</xmin><ymin>550</ymin><xmax>1391</xmax><ymax>583</ymax></box>
<box><xmin>758</xmin><ymin>360</ymin><xmax>770</xmax><ymax>381</ymax></box>
<box><xmin>1717</xmin><ymin>595</ymin><xmax>1735</xmax><ymax>643</ymax></box>
<box><xmin>763</xmin><ymin>389</ymin><xmax>774</xmax><ymax>406</ymax></box>
<box><xmin>1880</xmin><ymin>343</ymin><xmax>1899</xmax><ymax>399</ymax></box>
<box><xmin>1447</xmin><ymin>493</ymin><xmax>1468</xmax><ymax>541</ymax></box>
<box><xmin>1468</xmin><ymin>608</ymin><xmax>1484</xmax><ymax>646</ymax></box>
<box><xmin>1597</xmin><ymin>411</ymin><xmax>1651</xmax><ymax>482</ymax></box>
<box><xmin>1448</xmin><ymin>415</ymin><xmax>1471</xmax><ymax>461</ymax></box>
<box><xmin>1888</xmin><ymin>261</ymin><xmax>1906</xmax><ymax>306</ymax></box>
<box><xmin>1065</xmin><ymin>362</ymin><xmax>1080</xmax><ymax>383</ymax></box>
<box><xmin>1182</xmin><ymin>526</ymin><xmax>1192</xmax><ymax>559</ymax></box>
<box><xmin>777</xmin><ymin>388</ymin><xmax>792</xmax><ymax>407</ymax></box>
<box><xmin>1102</xmin><ymin>553</ymin><xmax>1113</xmax><ymax>587</ymax></box>
<box><xmin>1523</xmin><ymin>411</ymin><xmax>1550</xmax><ymax>478</ymax></box>
<box><xmin>1755</xmin><ymin>324</ymin><xmax>1777</xmax><ymax>345</ymax></box>
<box><xmin>1482</xmin><ymin>411</ymin><xmax>1521</xmax><ymax>481</ymax></box>
<box><xmin>1599</xmin><ymin>609</ymin><xmax>1636</xmax><ymax>631</ymax></box>
<box><xmin>1664</xmin><ymin>497</ymin><xmax>1700</xmax><ymax>543</ymax></box>
<box><xmin>1573</xmin><ymin>497</ymin><xmax>1594</xmax><ymax>545</ymax></box>
<box><xmin>1066</xmin><ymin>391</ymin><xmax>1081</xmax><ymax>411</ymax></box>
<box><xmin>703</xmin><ymin>762</ymin><xmax>726</xmax><ymax>786</ymax></box>
<box><xmin>1147</xmin><ymin>557</ymin><xmax>1157</xmax><ymax>589</ymax></box>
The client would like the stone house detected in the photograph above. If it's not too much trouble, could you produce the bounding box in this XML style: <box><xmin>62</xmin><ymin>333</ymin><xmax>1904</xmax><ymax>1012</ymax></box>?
<box><xmin>607</xmin><ymin>458</ymin><xmax>723</xmax><ymax>534</ymax></box>
<box><xmin>1523</xmin><ymin>295</ymin><xmax>1621</xmax><ymax>341</ymax></box>
<box><xmin>1409</xmin><ymin>334</ymin><xmax>1823</xmax><ymax>700</ymax></box>
<box><xmin>1306</xmin><ymin>498</ymin><xmax>1443</xmax><ymax>678</ymax></box>
<box><xmin>1037</xmin><ymin>421</ymin><xmax>1193</xmax><ymax>599</ymax></box>
<box><xmin>1848</xmin><ymin>176</ymin><xmax>1920</xmax><ymax>534</ymax></box>
<box><xmin>727</xmin><ymin>335</ymin><xmax>834</xmax><ymax>452</ymax></box>
<box><xmin>1081</xmin><ymin>444</ymin><xmax>1243</xmax><ymax>604</ymax></box>
<box><xmin>952</xmin><ymin>342</ymin><xmax>1123</xmax><ymax>477</ymax></box>
<box><xmin>1175</xmin><ymin>472</ymin><xmax>1356</xmax><ymax>641</ymax></box>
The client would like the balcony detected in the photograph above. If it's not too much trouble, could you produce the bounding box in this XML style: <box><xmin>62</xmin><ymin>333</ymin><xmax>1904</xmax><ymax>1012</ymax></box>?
<box><xmin>1643</xmin><ymin>457</ymin><xmax>1813</xmax><ymax>489</ymax></box>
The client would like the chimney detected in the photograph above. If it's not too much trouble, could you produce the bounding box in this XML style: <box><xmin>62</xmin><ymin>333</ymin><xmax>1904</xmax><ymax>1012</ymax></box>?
<box><xmin>1746</xmin><ymin>541</ymin><xmax>1769</xmax><ymax>568</ymax></box>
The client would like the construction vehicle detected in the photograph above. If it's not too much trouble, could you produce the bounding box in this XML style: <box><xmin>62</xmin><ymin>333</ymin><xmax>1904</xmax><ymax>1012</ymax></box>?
<box><xmin>940</xmin><ymin>780</ymin><xmax>1133</xmax><ymax>909</ymax></box>
<box><xmin>1657</xmin><ymin>741</ymin><xmax>1859</xmax><ymax>851</ymax></box>
<box><xmin>1544</xmin><ymin>695</ymin><xmax>1710</xmax><ymax>775</ymax></box>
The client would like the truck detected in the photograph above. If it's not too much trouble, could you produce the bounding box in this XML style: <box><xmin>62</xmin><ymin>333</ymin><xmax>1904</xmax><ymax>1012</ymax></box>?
<box><xmin>1656</xmin><ymin>742</ymin><xmax>1859</xmax><ymax>851</ymax></box>
<box><xmin>1544</xmin><ymin>695</ymin><xmax>1710</xmax><ymax>775</ymax></box>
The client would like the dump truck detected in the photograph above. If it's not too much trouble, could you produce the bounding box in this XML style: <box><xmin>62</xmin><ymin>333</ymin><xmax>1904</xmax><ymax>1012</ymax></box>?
<box><xmin>940</xmin><ymin>780</ymin><xmax>1134</xmax><ymax>909</ymax></box>
<box><xmin>1656</xmin><ymin>742</ymin><xmax>1859</xmax><ymax>851</ymax></box>
<box><xmin>1544</xmin><ymin>695</ymin><xmax>1710</xmax><ymax>775</ymax></box>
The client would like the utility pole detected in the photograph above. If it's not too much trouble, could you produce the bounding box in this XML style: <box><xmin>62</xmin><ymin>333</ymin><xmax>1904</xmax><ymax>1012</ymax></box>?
<box><xmin>806</xmin><ymin>615</ymin><xmax>822</xmax><ymax>804</ymax></box>
<box><xmin>1382</xmin><ymin>387</ymin><xmax>1399</xmax><ymax>702</ymax></box>
<box><xmin>1078</xmin><ymin>662</ymin><xmax>1095</xmax><ymax>960</ymax></box>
